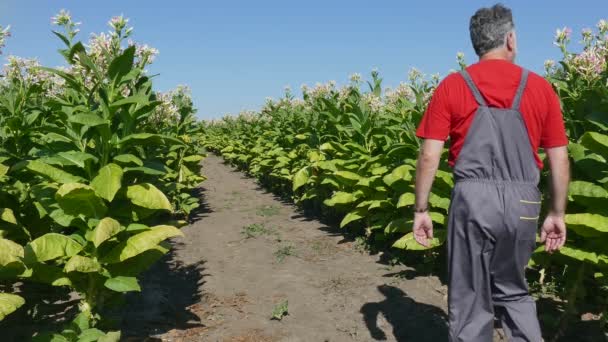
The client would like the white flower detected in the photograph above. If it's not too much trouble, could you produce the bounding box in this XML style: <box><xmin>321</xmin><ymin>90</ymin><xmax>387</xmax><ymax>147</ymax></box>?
<box><xmin>109</xmin><ymin>15</ymin><xmax>129</xmax><ymax>31</ymax></box>
<box><xmin>408</xmin><ymin>67</ymin><xmax>422</xmax><ymax>82</ymax></box>
<box><xmin>598</xmin><ymin>19</ymin><xmax>608</xmax><ymax>34</ymax></box>
<box><xmin>456</xmin><ymin>51</ymin><xmax>465</xmax><ymax>59</ymax></box>
<box><xmin>0</xmin><ymin>25</ymin><xmax>10</xmax><ymax>55</ymax></box>
<box><xmin>51</xmin><ymin>9</ymin><xmax>72</xmax><ymax>26</ymax></box>
<box><xmin>544</xmin><ymin>59</ymin><xmax>555</xmax><ymax>70</ymax></box>
<box><xmin>349</xmin><ymin>73</ymin><xmax>361</xmax><ymax>83</ymax></box>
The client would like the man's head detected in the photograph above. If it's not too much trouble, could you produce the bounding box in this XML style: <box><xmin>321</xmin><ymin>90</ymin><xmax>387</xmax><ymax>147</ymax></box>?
<box><xmin>470</xmin><ymin>4</ymin><xmax>516</xmax><ymax>61</ymax></box>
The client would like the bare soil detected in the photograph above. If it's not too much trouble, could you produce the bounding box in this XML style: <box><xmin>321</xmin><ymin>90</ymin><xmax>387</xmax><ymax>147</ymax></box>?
<box><xmin>123</xmin><ymin>154</ymin><xmax>452</xmax><ymax>341</ymax></box>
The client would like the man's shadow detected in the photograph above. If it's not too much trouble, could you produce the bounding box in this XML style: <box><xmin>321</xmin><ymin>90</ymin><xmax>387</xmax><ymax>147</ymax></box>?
<box><xmin>360</xmin><ymin>285</ymin><xmax>448</xmax><ymax>341</ymax></box>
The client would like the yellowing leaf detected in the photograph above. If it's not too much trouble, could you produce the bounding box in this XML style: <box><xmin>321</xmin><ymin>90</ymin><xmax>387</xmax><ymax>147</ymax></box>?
<box><xmin>126</xmin><ymin>184</ymin><xmax>173</xmax><ymax>211</ymax></box>
<box><xmin>91</xmin><ymin>164</ymin><xmax>123</xmax><ymax>202</ymax></box>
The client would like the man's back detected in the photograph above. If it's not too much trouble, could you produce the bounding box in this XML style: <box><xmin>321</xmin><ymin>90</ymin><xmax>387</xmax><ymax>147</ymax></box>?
<box><xmin>416</xmin><ymin>59</ymin><xmax>568</xmax><ymax>169</ymax></box>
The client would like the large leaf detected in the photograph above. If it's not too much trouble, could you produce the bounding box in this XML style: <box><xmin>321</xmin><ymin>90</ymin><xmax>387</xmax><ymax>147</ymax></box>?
<box><xmin>21</xmin><ymin>160</ymin><xmax>84</xmax><ymax>183</ymax></box>
<box><xmin>580</xmin><ymin>131</ymin><xmax>608</xmax><ymax>158</ymax></box>
<box><xmin>126</xmin><ymin>184</ymin><xmax>172</xmax><ymax>211</ymax></box>
<box><xmin>56</xmin><ymin>183</ymin><xmax>108</xmax><ymax>218</ymax></box>
<box><xmin>292</xmin><ymin>166</ymin><xmax>311</xmax><ymax>191</ymax></box>
<box><xmin>68</xmin><ymin>113</ymin><xmax>109</xmax><ymax>127</ymax></box>
<box><xmin>392</xmin><ymin>230</ymin><xmax>447</xmax><ymax>250</ymax></box>
<box><xmin>565</xmin><ymin>213</ymin><xmax>608</xmax><ymax>237</ymax></box>
<box><xmin>108</xmin><ymin>45</ymin><xmax>135</xmax><ymax>83</ymax></box>
<box><xmin>0</xmin><ymin>293</ymin><xmax>25</xmax><ymax>321</ymax></box>
<box><xmin>64</xmin><ymin>255</ymin><xmax>101</xmax><ymax>273</ymax></box>
<box><xmin>118</xmin><ymin>133</ymin><xmax>183</xmax><ymax>149</ymax></box>
<box><xmin>383</xmin><ymin>165</ymin><xmax>413</xmax><ymax>188</ymax></box>
<box><xmin>106</xmin><ymin>245</ymin><xmax>168</xmax><ymax>277</ymax></box>
<box><xmin>91</xmin><ymin>164</ymin><xmax>123</xmax><ymax>202</ymax></box>
<box><xmin>57</xmin><ymin>151</ymin><xmax>98</xmax><ymax>169</ymax></box>
<box><xmin>113</xmin><ymin>154</ymin><xmax>144</xmax><ymax>166</ymax></box>
<box><xmin>88</xmin><ymin>217</ymin><xmax>122</xmax><ymax>247</ymax></box>
<box><xmin>25</xmin><ymin>233</ymin><xmax>82</xmax><ymax>263</ymax></box>
<box><xmin>104</xmin><ymin>276</ymin><xmax>141</xmax><ymax>292</ymax></box>
<box><xmin>396</xmin><ymin>192</ymin><xmax>415</xmax><ymax>208</ymax></box>
<box><xmin>323</xmin><ymin>191</ymin><xmax>358</xmax><ymax>207</ymax></box>
<box><xmin>340</xmin><ymin>207</ymin><xmax>367</xmax><ymax>228</ymax></box>
<box><xmin>102</xmin><ymin>225</ymin><xmax>183</xmax><ymax>263</ymax></box>
<box><xmin>0</xmin><ymin>238</ymin><xmax>24</xmax><ymax>266</ymax></box>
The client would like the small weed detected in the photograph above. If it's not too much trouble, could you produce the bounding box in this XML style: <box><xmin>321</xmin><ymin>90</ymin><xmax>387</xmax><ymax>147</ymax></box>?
<box><xmin>353</xmin><ymin>236</ymin><xmax>371</xmax><ymax>253</ymax></box>
<box><xmin>241</xmin><ymin>223</ymin><xmax>271</xmax><ymax>239</ymax></box>
<box><xmin>256</xmin><ymin>205</ymin><xmax>280</xmax><ymax>217</ymax></box>
<box><xmin>274</xmin><ymin>245</ymin><xmax>296</xmax><ymax>263</ymax></box>
<box><xmin>271</xmin><ymin>300</ymin><xmax>289</xmax><ymax>320</ymax></box>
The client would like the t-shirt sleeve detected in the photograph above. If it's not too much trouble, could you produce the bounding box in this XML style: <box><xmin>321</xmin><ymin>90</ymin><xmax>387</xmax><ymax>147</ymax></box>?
<box><xmin>540</xmin><ymin>86</ymin><xmax>569</xmax><ymax>148</ymax></box>
<box><xmin>416</xmin><ymin>77</ymin><xmax>451</xmax><ymax>141</ymax></box>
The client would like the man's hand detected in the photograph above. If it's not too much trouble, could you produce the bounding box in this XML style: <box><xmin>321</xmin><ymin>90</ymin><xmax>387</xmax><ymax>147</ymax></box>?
<box><xmin>540</xmin><ymin>213</ymin><xmax>566</xmax><ymax>253</ymax></box>
<box><xmin>413</xmin><ymin>211</ymin><xmax>434</xmax><ymax>247</ymax></box>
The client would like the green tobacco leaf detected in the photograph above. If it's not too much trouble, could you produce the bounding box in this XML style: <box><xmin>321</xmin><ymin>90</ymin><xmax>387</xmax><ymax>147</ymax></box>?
<box><xmin>323</xmin><ymin>191</ymin><xmax>358</xmax><ymax>207</ymax></box>
<box><xmin>57</xmin><ymin>151</ymin><xmax>98</xmax><ymax>169</ymax></box>
<box><xmin>0</xmin><ymin>164</ymin><xmax>9</xmax><ymax>176</ymax></box>
<box><xmin>22</xmin><ymin>263</ymin><xmax>72</xmax><ymax>286</ymax></box>
<box><xmin>385</xmin><ymin>218</ymin><xmax>410</xmax><ymax>234</ymax></box>
<box><xmin>25</xmin><ymin>233</ymin><xmax>82</xmax><ymax>263</ymax></box>
<box><xmin>102</xmin><ymin>225</ymin><xmax>183</xmax><ymax>263</ymax></box>
<box><xmin>397</xmin><ymin>193</ymin><xmax>415</xmax><ymax>208</ymax></box>
<box><xmin>98</xmin><ymin>331</ymin><xmax>121</xmax><ymax>342</ymax></box>
<box><xmin>568</xmin><ymin>181</ymin><xmax>608</xmax><ymax>208</ymax></box>
<box><xmin>383</xmin><ymin>165</ymin><xmax>413</xmax><ymax>188</ymax></box>
<box><xmin>392</xmin><ymin>230</ymin><xmax>447</xmax><ymax>250</ymax></box>
<box><xmin>126</xmin><ymin>183</ymin><xmax>172</xmax><ymax>211</ymax></box>
<box><xmin>340</xmin><ymin>208</ymin><xmax>367</xmax><ymax>228</ymax></box>
<box><xmin>89</xmin><ymin>217</ymin><xmax>122</xmax><ymax>247</ymax></box>
<box><xmin>0</xmin><ymin>238</ymin><xmax>24</xmax><ymax>266</ymax></box>
<box><xmin>22</xmin><ymin>160</ymin><xmax>84</xmax><ymax>184</ymax></box>
<box><xmin>558</xmin><ymin>245</ymin><xmax>598</xmax><ymax>263</ymax></box>
<box><xmin>78</xmin><ymin>329</ymin><xmax>106</xmax><ymax>342</ymax></box>
<box><xmin>104</xmin><ymin>276</ymin><xmax>141</xmax><ymax>292</ymax></box>
<box><xmin>68</xmin><ymin>113</ymin><xmax>109</xmax><ymax>127</ymax></box>
<box><xmin>0</xmin><ymin>293</ymin><xmax>25</xmax><ymax>321</ymax></box>
<box><xmin>91</xmin><ymin>164</ymin><xmax>123</xmax><ymax>202</ymax></box>
<box><xmin>0</xmin><ymin>208</ymin><xmax>17</xmax><ymax>225</ymax></box>
<box><xmin>108</xmin><ymin>45</ymin><xmax>135</xmax><ymax>83</ymax></box>
<box><xmin>118</xmin><ymin>133</ymin><xmax>182</xmax><ymax>148</ymax></box>
<box><xmin>565</xmin><ymin>213</ymin><xmax>608</xmax><ymax>237</ymax></box>
<box><xmin>64</xmin><ymin>255</ymin><xmax>101</xmax><ymax>273</ymax></box>
<box><xmin>334</xmin><ymin>170</ymin><xmax>361</xmax><ymax>183</ymax></box>
<box><xmin>56</xmin><ymin>183</ymin><xmax>107</xmax><ymax>218</ymax></box>
<box><xmin>292</xmin><ymin>166</ymin><xmax>311</xmax><ymax>191</ymax></box>
<box><xmin>429</xmin><ymin>194</ymin><xmax>450</xmax><ymax>211</ymax></box>
<box><xmin>113</xmin><ymin>154</ymin><xmax>144</xmax><ymax>166</ymax></box>
<box><xmin>581</xmin><ymin>131</ymin><xmax>608</xmax><ymax>158</ymax></box>
<box><xmin>106</xmin><ymin>245</ymin><xmax>167</xmax><ymax>277</ymax></box>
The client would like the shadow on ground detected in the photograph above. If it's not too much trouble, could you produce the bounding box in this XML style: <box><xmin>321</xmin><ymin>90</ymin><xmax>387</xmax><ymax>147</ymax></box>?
<box><xmin>360</xmin><ymin>285</ymin><xmax>448</xmax><ymax>341</ymax></box>
<box><xmin>188</xmin><ymin>186</ymin><xmax>214</xmax><ymax>223</ymax></box>
<box><xmin>121</xmin><ymin>243</ymin><xmax>208</xmax><ymax>340</ymax></box>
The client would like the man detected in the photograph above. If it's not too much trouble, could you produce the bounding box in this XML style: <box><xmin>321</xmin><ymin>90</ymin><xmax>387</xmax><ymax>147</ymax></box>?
<box><xmin>412</xmin><ymin>4</ymin><xmax>570</xmax><ymax>342</ymax></box>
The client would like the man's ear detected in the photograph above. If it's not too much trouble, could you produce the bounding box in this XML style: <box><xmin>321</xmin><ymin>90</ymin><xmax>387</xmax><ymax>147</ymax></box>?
<box><xmin>506</xmin><ymin>31</ymin><xmax>517</xmax><ymax>52</ymax></box>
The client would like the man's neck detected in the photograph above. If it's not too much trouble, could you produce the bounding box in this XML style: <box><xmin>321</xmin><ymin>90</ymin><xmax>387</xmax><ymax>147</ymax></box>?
<box><xmin>479</xmin><ymin>51</ymin><xmax>512</xmax><ymax>62</ymax></box>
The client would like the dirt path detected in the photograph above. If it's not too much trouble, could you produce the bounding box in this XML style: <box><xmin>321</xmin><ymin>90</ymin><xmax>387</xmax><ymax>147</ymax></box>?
<box><xmin>125</xmin><ymin>154</ymin><xmax>451</xmax><ymax>341</ymax></box>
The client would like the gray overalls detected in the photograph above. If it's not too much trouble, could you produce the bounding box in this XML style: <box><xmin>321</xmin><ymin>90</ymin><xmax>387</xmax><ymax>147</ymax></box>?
<box><xmin>447</xmin><ymin>69</ymin><xmax>542</xmax><ymax>342</ymax></box>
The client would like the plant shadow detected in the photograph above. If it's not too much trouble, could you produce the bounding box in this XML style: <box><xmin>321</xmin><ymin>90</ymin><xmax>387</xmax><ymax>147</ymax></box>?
<box><xmin>187</xmin><ymin>186</ymin><xmax>213</xmax><ymax>223</ymax></box>
<box><xmin>0</xmin><ymin>282</ymin><xmax>79</xmax><ymax>341</ymax></box>
<box><xmin>120</xmin><ymin>242</ymin><xmax>208</xmax><ymax>339</ymax></box>
<box><xmin>360</xmin><ymin>285</ymin><xmax>448</xmax><ymax>341</ymax></box>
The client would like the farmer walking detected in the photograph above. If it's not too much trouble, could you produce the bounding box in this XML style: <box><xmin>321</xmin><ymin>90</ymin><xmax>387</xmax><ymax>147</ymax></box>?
<box><xmin>412</xmin><ymin>4</ymin><xmax>570</xmax><ymax>342</ymax></box>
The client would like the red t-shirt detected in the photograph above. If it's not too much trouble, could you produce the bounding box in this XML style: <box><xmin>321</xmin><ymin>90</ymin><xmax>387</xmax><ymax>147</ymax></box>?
<box><xmin>416</xmin><ymin>59</ymin><xmax>568</xmax><ymax>169</ymax></box>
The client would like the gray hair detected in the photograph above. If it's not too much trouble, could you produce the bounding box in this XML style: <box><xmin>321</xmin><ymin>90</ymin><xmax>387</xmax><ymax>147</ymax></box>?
<box><xmin>469</xmin><ymin>4</ymin><xmax>514</xmax><ymax>56</ymax></box>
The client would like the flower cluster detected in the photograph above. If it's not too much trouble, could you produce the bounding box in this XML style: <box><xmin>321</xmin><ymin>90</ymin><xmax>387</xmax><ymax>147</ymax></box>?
<box><xmin>555</xmin><ymin>20</ymin><xmax>608</xmax><ymax>81</ymax></box>
<box><xmin>384</xmin><ymin>82</ymin><xmax>415</xmax><ymax>106</ymax></box>
<box><xmin>362</xmin><ymin>92</ymin><xmax>383</xmax><ymax>113</ymax></box>
<box><xmin>0</xmin><ymin>25</ymin><xmax>10</xmax><ymax>55</ymax></box>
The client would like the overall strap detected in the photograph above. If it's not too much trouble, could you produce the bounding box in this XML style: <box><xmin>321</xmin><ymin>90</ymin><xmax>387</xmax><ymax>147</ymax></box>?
<box><xmin>511</xmin><ymin>69</ymin><xmax>529</xmax><ymax>110</ymax></box>
<box><xmin>460</xmin><ymin>70</ymin><xmax>487</xmax><ymax>106</ymax></box>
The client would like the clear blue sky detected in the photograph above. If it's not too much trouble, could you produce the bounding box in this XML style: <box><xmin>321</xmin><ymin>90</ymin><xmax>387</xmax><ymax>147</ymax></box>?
<box><xmin>1</xmin><ymin>0</ymin><xmax>606</xmax><ymax>119</ymax></box>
